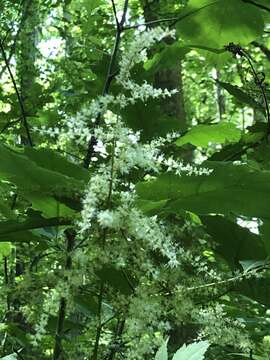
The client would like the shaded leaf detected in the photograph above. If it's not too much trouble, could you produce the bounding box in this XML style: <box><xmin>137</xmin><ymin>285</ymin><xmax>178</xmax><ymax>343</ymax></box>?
<box><xmin>236</xmin><ymin>278</ymin><xmax>270</xmax><ymax>307</ymax></box>
<box><xmin>24</xmin><ymin>147</ymin><xmax>89</xmax><ymax>182</ymax></box>
<box><xmin>0</xmin><ymin>354</ymin><xmax>17</xmax><ymax>360</ymax></box>
<box><xmin>217</xmin><ymin>81</ymin><xmax>265</xmax><ymax>113</ymax></box>
<box><xmin>136</xmin><ymin>162</ymin><xmax>270</xmax><ymax>219</ymax></box>
<box><xmin>121</xmin><ymin>100</ymin><xmax>182</xmax><ymax>141</ymax></box>
<box><xmin>96</xmin><ymin>266</ymin><xmax>136</xmax><ymax>295</ymax></box>
<box><xmin>202</xmin><ymin>216</ymin><xmax>266</xmax><ymax>269</ymax></box>
<box><xmin>177</xmin><ymin>0</ymin><xmax>264</xmax><ymax>47</ymax></box>
<box><xmin>144</xmin><ymin>44</ymin><xmax>189</xmax><ymax>74</ymax></box>
<box><xmin>0</xmin><ymin>144</ymin><xmax>84</xmax><ymax>194</ymax></box>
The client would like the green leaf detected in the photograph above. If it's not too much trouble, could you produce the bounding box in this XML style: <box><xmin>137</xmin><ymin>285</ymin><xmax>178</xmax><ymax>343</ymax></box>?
<box><xmin>83</xmin><ymin>0</ymin><xmax>102</xmax><ymax>13</ymax></box>
<box><xmin>135</xmin><ymin>199</ymin><xmax>167</xmax><ymax>216</ymax></box>
<box><xmin>217</xmin><ymin>81</ymin><xmax>265</xmax><ymax>112</ymax></box>
<box><xmin>0</xmin><ymin>354</ymin><xmax>17</xmax><ymax>360</ymax></box>
<box><xmin>0</xmin><ymin>242</ymin><xmax>13</xmax><ymax>257</ymax></box>
<box><xmin>7</xmin><ymin>323</ymin><xmax>31</xmax><ymax>347</ymax></box>
<box><xmin>26</xmin><ymin>193</ymin><xmax>75</xmax><ymax>218</ymax></box>
<box><xmin>121</xmin><ymin>100</ymin><xmax>182</xmax><ymax>141</ymax></box>
<box><xmin>177</xmin><ymin>0</ymin><xmax>264</xmax><ymax>47</ymax></box>
<box><xmin>24</xmin><ymin>147</ymin><xmax>89</xmax><ymax>182</ymax></box>
<box><xmin>144</xmin><ymin>44</ymin><xmax>189</xmax><ymax>74</ymax></box>
<box><xmin>155</xmin><ymin>338</ymin><xmax>168</xmax><ymax>360</ymax></box>
<box><xmin>0</xmin><ymin>212</ymin><xmax>70</xmax><ymax>236</ymax></box>
<box><xmin>175</xmin><ymin>123</ymin><xmax>241</xmax><ymax>148</ymax></box>
<box><xmin>229</xmin><ymin>353</ymin><xmax>266</xmax><ymax>360</ymax></box>
<box><xmin>172</xmin><ymin>341</ymin><xmax>209</xmax><ymax>360</ymax></box>
<box><xmin>202</xmin><ymin>216</ymin><xmax>266</xmax><ymax>269</ymax></box>
<box><xmin>96</xmin><ymin>266</ymin><xmax>136</xmax><ymax>295</ymax></box>
<box><xmin>74</xmin><ymin>293</ymin><xmax>114</xmax><ymax>323</ymax></box>
<box><xmin>187</xmin><ymin>44</ymin><xmax>226</xmax><ymax>54</ymax></box>
<box><xmin>260</xmin><ymin>219</ymin><xmax>270</xmax><ymax>256</ymax></box>
<box><xmin>0</xmin><ymin>212</ymin><xmax>70</xmax><ymax>243</ymax></box>
<box><xmin>239</xmin><ymin>259</ymin><xmax>269</xmax><ymax>273</ymax></box>
<box><xmin>0</xmin><ymin>144</ymin><xmax>85</xmax><ymax>194</ymax></box>
<box><xmin>74</xmin><ymin>295</ymin><xmax>99</xmax><ymax>317</ymax></box>
<box><xmin>136</xmin><ymin>162</ymin><xmax>270</xmax><ymax>219</ymax></box>
<box><xmin>236</xmin><ymin>277</ymin><xmax>270</xmax><ymax>307</ymax></box>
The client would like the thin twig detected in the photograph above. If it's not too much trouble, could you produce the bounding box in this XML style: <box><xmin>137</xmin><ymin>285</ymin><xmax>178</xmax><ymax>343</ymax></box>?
<box><xmin>111</xmin><ymin>0</ymin><xmax>119</xmax><ymax>28</ymax></box>
<box><xmin>187</xmin><ymin>263</ymin><xmax>270</xmax><ymax>292</ymax></box>
<box><xmin>0</xmin><ymin>40</ymin><xmax>33</xmax><ymax>146</ymax></box>
<box><xmin>83</xmin><ymin>0</ymin><xmax>129</xmax><ymax>168</ymax></box>
<box><xmin>242</xmin><ymin>0</ymin><xmax>270</xmax><ymax>12</ymax></box>
<box><xmin>91</xmin><ymin>282</ymin><xmax>105</xmax><ymax>360</ymax></box>
<box><xmin>251</xmin><ymin>41</ymin><xmax>270</xmax><ymax>61</ymax></box>
<box><xmin>124</xmin><ymin>16</ymin><xmax>178</xmax><ymax>30</ymax></box>
<box><xmin>242</xmin><ymin>50</ymin><xmax>270</xmax><ymax>133</ymax></box>
<box><xmin>0</xmin><ymin>119</ymin><xmax>21</xmax><ymax>134</ymax></box>
<box><xmin>0</xmin><ymin>0</ymin><xmax>32</xmax><ymax>80</ymax></box>
<box><xmin>106</xmin><ymin>319</ymin><xmax>125</xmax><ymax>360</ymax></box>
<box><xmin>124</xmin><ymin>1</ymin><xmax>218</xmax><ymax>30</ymax></box>
<box><xmin>3</xmin><ymin>257</ymin><xmax>10</xmax><ymax>311</ymax></box>
<box><xmin>52</xmin><ymin>229</ymin><xmax>75</xmax><ymax>360</ymax></box>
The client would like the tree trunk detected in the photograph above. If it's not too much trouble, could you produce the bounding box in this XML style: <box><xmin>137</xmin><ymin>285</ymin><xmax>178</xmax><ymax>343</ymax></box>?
<box><xmin>17</xmin><ymin>0</ymin><xmax>40</xmax><ymax>144</ymax></box>
<box><xmin>142</xmin><ymin>0</ymin><xmax>187</xmax><ymax>133</ymax></box>
<box><xmin>141</xmin><ymin>0</ymin><xmax>197</xmax><ymax>350</ymax></box>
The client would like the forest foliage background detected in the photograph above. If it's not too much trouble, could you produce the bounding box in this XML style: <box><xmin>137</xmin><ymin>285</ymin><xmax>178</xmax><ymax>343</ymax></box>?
<box><xmin>0</xmin><ymin>0</ymin><xmax>270</xmax><ymax>359</ymax></box>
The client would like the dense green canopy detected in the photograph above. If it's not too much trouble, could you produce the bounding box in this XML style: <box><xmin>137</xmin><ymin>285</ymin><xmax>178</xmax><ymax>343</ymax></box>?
<box><xmin>0</xmin><ymin>0</ymin><xmax>270</xmax><ymax>359</ymax></box>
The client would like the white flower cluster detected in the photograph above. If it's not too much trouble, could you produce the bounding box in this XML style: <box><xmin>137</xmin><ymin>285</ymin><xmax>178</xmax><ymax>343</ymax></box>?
<box><xmin>196</xmin><ymin>304</ymin><xmax>251</xmax><ymax>350</ymax></box>
<box><xmin>117</xmin><ymin>27</ymin><xmax>175</xmax><ymax>84</ymax></box>
<box><xmin>95</xmin><ymin>117</ymin><xmax>160</xmax><ymax>174</ymax></box>
<box><xmin>157</xmin><ymin>155</ymin><xmax>213</xmax><ymax>176</ymax></box>
<box><xmin>80</xmin><ymin>179</ymin><xmax>180</xmax><ymax>266</ymax></box>
<box><xmin>79</xmin><ymin>166</ymin><xmax>111</xmax><ymax>233</ymax></box>
<box><xmin>78</xmin><ymin>114</ymin><xmax>213</xmax><ymax>267</ymax></box>
<box><xmin>35</xmin><ymin>27</ymin><xmax>178</xmax><ymax>147</ymax></box>
<box><xmin>30</xmin><ymin>313</ymin><xmax>49</xmax><ymax>346</ymax></box>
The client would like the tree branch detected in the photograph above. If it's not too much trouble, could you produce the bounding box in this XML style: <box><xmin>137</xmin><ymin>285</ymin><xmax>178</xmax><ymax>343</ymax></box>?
<box><xmin>83</xmin><ymin>0</ymin><xmax>129</xmax><ymax>169</ymax></box>
<box><xmin>52</xmin><ymin>229</ymin><xmax>75</xmax><ymax>360</ymax></box>
<box><xmin>251</xmin><ymin>41</ymin><xmax>270</xmax><ymax>61</ymax></box>
<box><xmin>0</xmin><ymin>0</ymin><xmax>33</xmax><ymax>80</ymax></box>
<box><xmin>0</xmin><ymin>40</ymin><xmax>33</xmax><ymax>146</ymax></box>
<box><xmin>111</xmin><ymin>0</ymin><xmax>119</xmax><ymax>28</ymax></box>
<box><xmin>242</xmin><ymin>0</ymin><xmax>270</xmax><ymax>12</ymax></box>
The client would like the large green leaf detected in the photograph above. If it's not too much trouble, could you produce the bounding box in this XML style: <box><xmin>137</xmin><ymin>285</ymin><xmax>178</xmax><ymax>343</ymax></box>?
<box><xmin>236</xmin><ymin>277</ymin><xmax>270</xmax><ymax>307</ymax></box>
<box><xmin>24</xmin><ymin>147</ymin><xmax>89</xmax><ymax>182</ymax></box>
<box><xmin>155</xmin><ymin>339</ymin><xmax>168</xmax><ymax>360</ymax></box>
<box><xmin>172</xmin><ymin>341</ymin><xmax>209</xmax><ymax>360</ymax></box>
<box><xmin>136</xmin><ymin>162</ymin><xmax>270</xmax><ymax>219</ymax></box>
<box><xmin>175</xmin><ymin>123</ymin><xmax>241</xmax><ymax>148</ymax></box>
<box><xmin>144</xmin><ymin>43</ymin><xmax>189</xmax><ymax>74</ymax></box>
<box><xmin>202</xmin><ymin>216</ymin><xmax>266</xmax><ymax>268</ymax></box>
<box><xmin>0</xmin><ymin>145</ymin><xmax>86</xmax><ymax>216</ymax></box>
<box><xmin>217</xmin><ymin>81</ymin><xmax>265</xmax><ymax>113</ymax></box>
<box><xmin>0</xmin><ymin>242</ymin><xmax>12</xmax><ymax>257</ymax></box>
<box><xmin>229</xmin><ymin>353</ymin><xmax>266</xmax><ymax>360</ymax></box>
<box><xmin>121</xmin><ymin>100</ymin><xmax>182</xmax><ymax>141</ymax></box>
<box><xmin>0</xmin><ymin>213</ymin><xmax>71</xmax><ymax>236</ymax></box>
<box><xmin>26</xmin><ymin>193</ymin><xmax>75</xmax><ymax>218</ymax></box>
<box><xmin>0</xmin><ymin>354</ymin><xmax>17</xmax><ymax>360</ymax></box>
<box><xmin>259</xmin><ymin>220</ymin><xmax>270</xmax><ymax>256</ymax></box>
<box><xmin>177</xmin><ymin>0</ymin><xmax>264</xmax><ymax>47</ymax></box>
<box><xmin>96</xmin><ymin>266</ymin><xmax>136</xmax><ymax>295</ymax></box>
<box><xmin>0</xmin><ymin>144</ymin><xmax>85</xmax><ymax>194</ymax></box>
<box><xmin>0</xmin><ymin>211</ymin><xmax>70</xmax><ymax>242</ymax></box>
